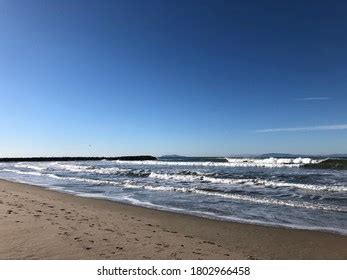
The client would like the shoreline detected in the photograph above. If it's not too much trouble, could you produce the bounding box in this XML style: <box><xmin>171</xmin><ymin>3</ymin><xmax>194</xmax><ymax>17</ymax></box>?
<box><xmin>1</xmin><ymin>179</ymin><xmax>346</xmax><ymax>259</ymax></box>
<box><xmin>8</xmin><ymin>179</ymin><xmax>346</xmax><ymax>237</ymax></box>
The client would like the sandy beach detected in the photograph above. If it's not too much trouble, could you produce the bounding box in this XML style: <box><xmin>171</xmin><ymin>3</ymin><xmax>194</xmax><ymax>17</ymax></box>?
<box><xmin>0</xmin><ymin>179</ymin><xmax>346</xmax><ymax>260</ymax></box>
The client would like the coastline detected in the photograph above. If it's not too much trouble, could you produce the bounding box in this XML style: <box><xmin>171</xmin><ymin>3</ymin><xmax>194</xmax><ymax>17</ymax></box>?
<box><xmin>1</xmin><ymin>179</ymin><xmax>346</xmax><ymax>260</ymax></box>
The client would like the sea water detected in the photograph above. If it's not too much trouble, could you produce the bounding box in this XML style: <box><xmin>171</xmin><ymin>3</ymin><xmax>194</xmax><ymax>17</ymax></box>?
<box><xmin>0</xmin><ymin>157</ymin><xmax>346</xmax><ymax>235</ymax></box>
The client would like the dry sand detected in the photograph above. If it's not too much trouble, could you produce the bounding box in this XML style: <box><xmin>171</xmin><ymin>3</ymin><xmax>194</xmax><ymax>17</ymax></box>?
<box><xmin>0</xmin><ymin>179</ymin><xmax>346</xmax><ymax>259</ymax></box>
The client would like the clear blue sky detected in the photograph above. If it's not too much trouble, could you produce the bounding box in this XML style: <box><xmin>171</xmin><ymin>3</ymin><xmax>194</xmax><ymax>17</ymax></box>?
<box><xmin>1</xmin><ymin>0</ymin><xmax>346</xmax><ymax>157</ymax></box>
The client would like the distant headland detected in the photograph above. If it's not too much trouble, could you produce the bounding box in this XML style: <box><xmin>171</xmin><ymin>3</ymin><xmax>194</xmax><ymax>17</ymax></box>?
<box><xmin>0</xmin><ymin>156</ymin><xmax>157</xmax><ymax>162</ymax></box>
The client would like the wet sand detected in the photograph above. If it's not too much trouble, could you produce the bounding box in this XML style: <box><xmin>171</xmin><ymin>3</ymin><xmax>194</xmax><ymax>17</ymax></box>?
<box><xmin>0</xmin><ymin>179</ymin><xmax>346</xmax><ymax>259</ymax></box>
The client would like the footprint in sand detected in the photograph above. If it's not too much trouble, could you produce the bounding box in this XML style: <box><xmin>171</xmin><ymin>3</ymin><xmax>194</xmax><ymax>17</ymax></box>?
<box><xmin>184</xmin><ymin>235</ymin><xmax>194</xmax><ymax>239</ymax></box>
<box><xmin>203</xmin><ymin>240</ymin><xmax>215</xmax><ymax>245</ymax></box>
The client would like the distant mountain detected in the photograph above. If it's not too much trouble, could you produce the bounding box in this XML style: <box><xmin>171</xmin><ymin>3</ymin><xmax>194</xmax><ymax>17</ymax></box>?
<box><xmin>261</xmin><ymin>153</ymin><xmax>347</xmax><ymax>158</ymax></box>
<box><xmin>260</xmin><ymin>153</ymin><xmax>302</xmax><ymax>158</ymax></box>
<box><xmin>227</xmin><ymin>153</ymin><xmax>308</xmax><ymax>158</ymax></box>
<box><xmin>160</xmin><ymin>153</ymin><xmax>347</xmax><ymax>160</ymax></box>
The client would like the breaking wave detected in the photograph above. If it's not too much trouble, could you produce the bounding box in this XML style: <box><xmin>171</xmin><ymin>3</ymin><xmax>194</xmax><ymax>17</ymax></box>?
<box><xmin>114</xmin><ymin>157</ymin><xmax>321</xmax><ymax>168</ymax></box>
<box><xmin>148</xmin><ymin>172</ymin><xmax>347</xmax><ymax>192</ymax></box>
<box><xmin>3</xmin><ymin>164</ymin><xmax>346</xmax><ymax>193</ymax></box>
<box><xmin>122</xmin><ymin>182</ymin><xmax>346</xmax><ymax>212</ymax></box>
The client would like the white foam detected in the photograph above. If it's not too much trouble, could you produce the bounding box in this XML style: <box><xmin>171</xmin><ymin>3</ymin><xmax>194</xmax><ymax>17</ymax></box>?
<box><xmin>52</xmin><ymin>163</ymin><xmax>129</xmax><ymax>174</ymax></box>
<box><xmin>50</xmin><ymin>163</ymin><xmax>92</xmax><ymax>172</ymax></box>
<box><xmin>0</xmin><ymin>169</ymin><xmax>120</xmax><ymax>187</ymax></box>
<box><xmin>148</xmin><ymin>172</ymin><xmax>346</xmax><ymax>192</ymax></box>
<box><xmin>55</xmin><ymin>175</ymin><xmax>120</xmax><ymax>186</ymax></box>
<box><xmin>121</xmin><ymin>182</ymin><xmax>346</xmax><ymax>212</ymax></box>
<box><xmin>114</xmin><ymin>157</ymin><xmax>321</xmax><ymax>168</ymax></box>
<box><xmin>14</xmin><ymin>163</ymin><xmax>47</xmax><ymax>171</ymax></box>
<box><xmin>77</xmin><ymin>192</ymin><xmax>109</xmax><ymax>199</ymax></box>
<box><xmin>1</xmin><ymin>169</ymin><xmax>43</xmax><ymax>177</ymax></box>
<box><xmin>46</xmin><ymin>174</ymin><xmax>61</xmax><ymax>179</ymax></box>
<box><xmin>2</xmin><ymin>166</ymin><xmax>345</xmax><ymax>193</ymax></box>
<box><xmin>225</xmin><ymin>157</ymin><xmax>320</xmax><ymax>167</ymax></box>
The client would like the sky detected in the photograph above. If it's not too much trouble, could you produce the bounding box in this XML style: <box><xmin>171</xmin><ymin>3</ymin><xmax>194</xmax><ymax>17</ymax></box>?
<box><xmin>0</xmin><ymin>0</ymin><xmax>346</xmax><ymax>157</ymax></box>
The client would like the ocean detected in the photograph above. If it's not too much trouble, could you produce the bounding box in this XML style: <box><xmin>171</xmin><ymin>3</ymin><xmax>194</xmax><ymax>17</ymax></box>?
<box><xmin>0</xmin><ymin>157</ymin><xmax>346</xmax><ymax>235</ymax></box>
